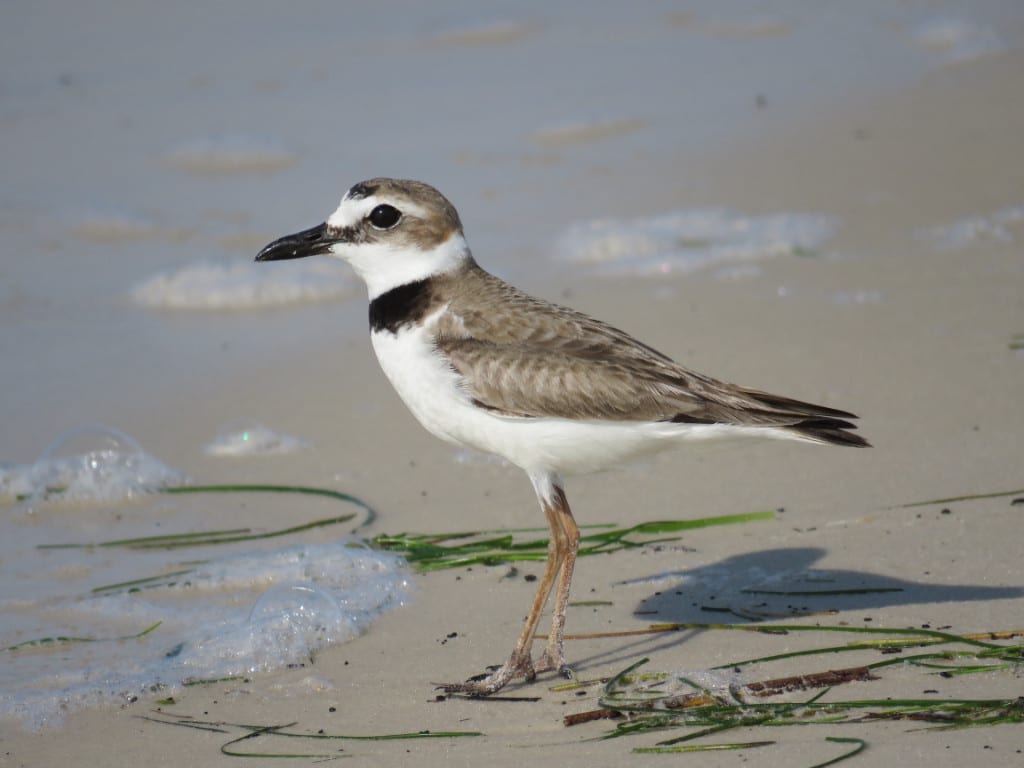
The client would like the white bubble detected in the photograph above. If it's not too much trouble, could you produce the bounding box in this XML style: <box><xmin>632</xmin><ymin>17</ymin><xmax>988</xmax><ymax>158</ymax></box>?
<box><xmin>205</xmin><ymin>421</ymin><xmax>311</xmax><ymax>457</ymax></box>
<box><xmin>2</xmin><ymin>543</ymin><xmax>408</xmax><ymax>728</ymax></box>
<box><xmin>918</xmin><ymin>204</ymin><xmax>1024</xmax><ymax>250</ymax></box>
<box><xmin>556</xmin><ymin>209</ymin><xmax>839</xmax><ymax>277</ymax></box>
<box><xmin>130</xmin><ymin>260</ymin><xmax>355</xmax><ymax>310</ymax></box>
<box><xmin>248</xmin><ymin>583</ymin><xmax>355</xmax><ymax>672</ymax></box>
<box><xmin>912</xmin><ymin>17</ymin><xmax>1005</xmax><ymax>63</ymax></box>
<box><xmin>1</xmin><ymin>425</ymin><xmax>185</xmax><ymax>504</ymax></box>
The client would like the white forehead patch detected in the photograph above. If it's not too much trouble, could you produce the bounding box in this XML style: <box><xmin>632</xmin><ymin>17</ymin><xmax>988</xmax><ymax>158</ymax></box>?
<box><xmin>327</xmin><ymin>195</ymin><xmax>374</xmax><ymax>230</ymax></box>
<box><xmin>326</xmin><ymin>192</ymin><xmax>429</xmax><ymax>231</ymax></box>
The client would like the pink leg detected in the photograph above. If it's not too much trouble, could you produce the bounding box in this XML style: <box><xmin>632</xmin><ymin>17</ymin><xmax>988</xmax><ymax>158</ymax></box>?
<box><xmin>534</xmin><ymin>484</ymin><xmax>579</xmax><ymax>675</ymax></box>
<box><xmin>439</xmin><ymin>473</ymin><xmax>576</xmax><ymax>696</ymax></box>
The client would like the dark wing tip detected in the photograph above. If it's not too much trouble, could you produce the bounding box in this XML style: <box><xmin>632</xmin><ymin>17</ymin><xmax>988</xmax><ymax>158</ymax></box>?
<box><xmin>790</xmin><ymin>417</ymin><xmax>871</xmax><ymax>447</ymax></box>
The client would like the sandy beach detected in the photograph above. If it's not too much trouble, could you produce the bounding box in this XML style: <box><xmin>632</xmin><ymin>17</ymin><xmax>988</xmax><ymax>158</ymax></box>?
<box><xmin>3</xmin><ymin>3</ymin><xmax>1023</xmax><ymax>766</ymax></box>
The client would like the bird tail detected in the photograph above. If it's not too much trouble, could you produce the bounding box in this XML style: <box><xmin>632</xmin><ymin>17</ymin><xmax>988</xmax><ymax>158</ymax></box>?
<box><xmin>788</xmin><ymin>417</ymin><xmax>870</xmax><ymax>447</ymax></box>
<box><xmin>746</xmin><ymin>391</ymin><xmax>871</xmax><ymax>448</ymax></box>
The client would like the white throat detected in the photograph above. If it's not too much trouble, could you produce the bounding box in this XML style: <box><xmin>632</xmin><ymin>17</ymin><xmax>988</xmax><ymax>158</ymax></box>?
<box><xmin>332</xmin><ymin>233</ymin><xmax>470</xmax><ymax>299</ymax></box>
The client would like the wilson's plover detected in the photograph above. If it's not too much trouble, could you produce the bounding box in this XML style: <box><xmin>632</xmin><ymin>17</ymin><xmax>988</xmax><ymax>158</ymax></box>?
<box><xmin>257</xmin><ymin>178</ymin><xmax>869</xmax><ymax>695</ymax></box>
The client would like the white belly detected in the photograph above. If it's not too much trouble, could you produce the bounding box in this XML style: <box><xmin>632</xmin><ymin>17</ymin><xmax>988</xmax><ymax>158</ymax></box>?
<box><xmin>369</xmin><ymin>311</ymin><xmax>796</xmax><ymax>477</ymax></box>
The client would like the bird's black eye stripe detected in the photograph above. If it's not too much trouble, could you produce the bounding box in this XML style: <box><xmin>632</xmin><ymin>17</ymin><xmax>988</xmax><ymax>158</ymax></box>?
<box><xmin>368</xmin><ymin>204</ymin><xmax>401</xmax><ymax>230</ymax></box>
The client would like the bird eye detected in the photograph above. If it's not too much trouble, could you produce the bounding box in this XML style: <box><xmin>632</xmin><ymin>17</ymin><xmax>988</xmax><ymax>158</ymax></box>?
<box><xmin>368</xmin><ymin>204</ymin><xmax>401</xmax><ymax>230</ymax></box>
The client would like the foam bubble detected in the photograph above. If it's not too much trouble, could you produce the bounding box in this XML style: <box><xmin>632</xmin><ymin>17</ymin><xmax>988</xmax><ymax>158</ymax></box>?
<box><xmin>249</xmin><ymin>583</ymin><xmax>354</xmax><ymax>671</ymax></box>
<box><xmin>130</xmin><ymin>259</ymin><xmax>355</xmax><ymax>310</ymax></box>
<box><xmin>0</xmin><ymin>425</ymin><xmax>185</xmax><ymax>504</ymax></box>
<box><xmin>912</xmin><ymin>18</ymin><xmax>1005</xmax><ymax>63</ymax></box>
<box><xmin>830</xmin><ymin>289</ymin><xmax>882</xmax><ymax>306</ymax></box>
<box><xmin>205</xmin><ymin>422</ymin><xmax>311</xmax><ymax>457</ymax></box>
<box><xmin>918</xmin><ymin>204</ymin><xmax>1024</xmax><ymax>250</ymax></box>
<box><xmin>1</xmin><ymin>542</ymin><xmax>409</xmax><ymax>728</ymax></box>
<box><xmin>616</xmin><ymin>663</ymin><xmax>742</xmax><ymax>707</ymax></box>
<box><xmin>557</xmin><ymin>208</ymin><xmax>838</xmax><ymax>276</ymax></box>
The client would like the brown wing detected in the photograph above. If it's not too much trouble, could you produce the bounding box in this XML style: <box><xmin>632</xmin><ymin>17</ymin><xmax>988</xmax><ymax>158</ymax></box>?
<box><xmin>438</xmin><ymin>336</ymin><xmax>710</xmax><ymax>421</ymax></box>
<box><xmin>433</xmin><ymin>264</ymin><xmax>868</xmax><ymax>448</ymax></box>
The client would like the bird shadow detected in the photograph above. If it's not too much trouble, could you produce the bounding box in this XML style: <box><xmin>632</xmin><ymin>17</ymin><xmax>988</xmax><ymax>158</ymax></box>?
<box><xmin>628</xmin><ymin>546</ymin><xmax>1023</xmax><ymax>619</ymax></box>
<box><xmin>569</xmin><ymin>546</ymin><xmax>1023</xmax><ymax>673</ymax></box>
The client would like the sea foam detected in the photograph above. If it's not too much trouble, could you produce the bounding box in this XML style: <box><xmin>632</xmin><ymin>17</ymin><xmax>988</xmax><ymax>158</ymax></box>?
<box><xmin>130</xmin><ymin>260</ymin><xmax>355</xmax><ymax>310</ymax></box>
<box><xmin>205</xmin><ymin>421</ymin><xmax>311</xmax><ymax>457</ymax></box>
<box><xmin>1</xmin><ymin>542</ymin><xmax>408</xmax><ymax>729</ymax></box>
<box><xmin>918</xmin><ymin>204</ymin><xmax>1024</xmax><ymax>250</ymax></box>
<box><xmin>556</xmin><ymin>208</ymin><xmax>838</xmax><ymax>277</ymax></box>
<box><xmin>1</xmin><ymin>427</ymin><xmax>409</xmax><ymax>729</ymax></box>
<box><xmin>0</xmin><ymin>425</ymin><xmax>185</xmax><ymax>505</ymax></box>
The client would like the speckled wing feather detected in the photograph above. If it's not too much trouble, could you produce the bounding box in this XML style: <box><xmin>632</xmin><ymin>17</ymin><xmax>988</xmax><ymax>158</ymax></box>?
<box><xmin>434</xmin><ymin>263</ymin><xmax>868</xmax><ymax>446</ymax></box>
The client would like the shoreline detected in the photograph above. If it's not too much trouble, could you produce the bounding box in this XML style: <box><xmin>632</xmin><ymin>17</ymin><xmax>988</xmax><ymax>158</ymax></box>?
<box><xmin>5</xmin><ymin>40</ymin><xmax>1024</xmax><ymax>768</ymax></box>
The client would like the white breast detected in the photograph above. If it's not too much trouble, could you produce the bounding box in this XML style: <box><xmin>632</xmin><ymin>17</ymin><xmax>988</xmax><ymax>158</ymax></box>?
<box><xmin>370</xmin><ymin>307</ymin><xmax>479</xmax><ymax>449</ymax></box>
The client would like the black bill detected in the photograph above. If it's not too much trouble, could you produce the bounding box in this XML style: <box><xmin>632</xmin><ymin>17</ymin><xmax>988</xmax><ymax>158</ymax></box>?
<box><xmin>256</xmin><ymin>222</ymin><xmax>336</xmax><ymax>262</ymax></box>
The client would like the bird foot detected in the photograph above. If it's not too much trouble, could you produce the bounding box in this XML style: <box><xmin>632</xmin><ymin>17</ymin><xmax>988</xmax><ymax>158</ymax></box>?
<box><xmin>437</xmin><ymin>648</ymin><xmax>573</xmax><ymax>696</ymax></box>
<box><xmin>437</xmin><ymin>649</ymin><xmax>534</xmax><ymax>696</ymax></box>
<box><xmin>532</xmin><ymin>648</ymin><xmax>574</xmax><ymax>680</ymax></box>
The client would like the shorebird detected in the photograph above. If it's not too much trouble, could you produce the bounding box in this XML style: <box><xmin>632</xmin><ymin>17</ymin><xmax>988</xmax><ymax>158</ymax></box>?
<box><xmin>256</xmin><ymin>178</ymin><xmax>869</xmax><ymax>695</ymax></box>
